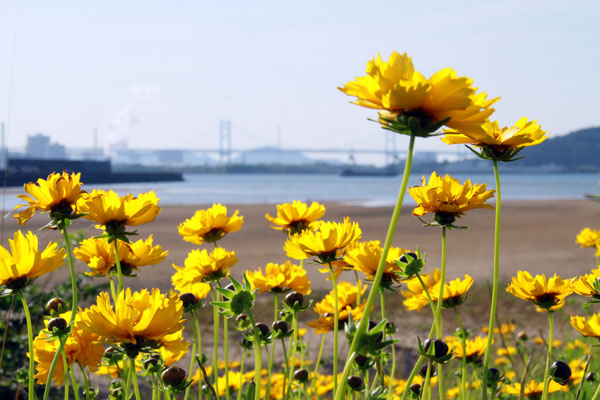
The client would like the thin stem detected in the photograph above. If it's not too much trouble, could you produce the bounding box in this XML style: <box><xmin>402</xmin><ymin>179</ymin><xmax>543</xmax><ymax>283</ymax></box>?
<box><xmin>76</xmin><ymin>362</ymin><xmax>89</xmax><ymax>396</ymax></box>
<box><xmin>211</xmin><ymin>286</ymin><xmax>220</xmax><ymax>395</ymax></box>
<box><xmin>591</xmin><ymin>381</ymin><xmax>600</xmax><ymax>400</ymax></box>
<box><xmin>334</xmin><ymin>133</ymin><xmax>416</xmax><ymax>400</ymax></box>
<box><xmin>61</xmin><ymin>225</ymin><xmax>78</xmax><ymax>326</ymax></box>
<box><xmin>400</xmin><ymin>323</ymin><xmax>436</xmax><ymax>400</ymax></box>
<box><xmin>236</xmin><ymin>350</ymin><xmax>246</xmax><ymax>400</ymax></box>
<box><xmin>247</xmin><ymin>312</ymin><xmax>262</xmax><ymax>400</ymax></box>
<box><xmin>109</xmin><ymin>276</ymin><xmax>118</xmax><ymax>305</ymax></box>
<box><xmin>575</xmin><ymin>354</ymin><xmax>591</xmax><ymax>400</ymax></box>
<box><xmin>130</xmin><ymin>357</ymin><xmax>142</xmax><ymax>400</ymax></box>
<box><xmin>0</xmin><ymin>295</ymin><xmax>14</xmax><ymax>368</ymax></box>
<box><xmin>280</xmin><ymin>337</ymin><xmax>290</xmax><ymax>397</ymax></box>
<box><xmin>113</xmin><ymin>238</ymin><xmax>125</xmax><ymax>293</ymax></box>
<box><xmin>328</xmin><ymin>262</ymin><xmax>340</xmax><ymax>394</ymax></box>
<box><xmin>354</xmin><ymin>270</ymin><xmax>362</xmax><ymax>304</ymax></box>
<box><xmin>184</xmin><ymin>310</ymin><xmax>199</xmax><ymax>400</ymax></box>
<box><xmin>69</xmin><ymin>365</ymin><xmax>80</xmax><ymax>400</ymax></box>
<box><xmin>266</xmin><ymin>294</ymin><xmax>278</xmax><ymax>400</ymax></box>
<box><xmin>482</xmin><ymin>159</ymin><xmax>501</xmax><ymax>400</ymax></box>
<box><xmin>44</xmin><ymin>338</ymin><xmax>68</xmax><ymax>400</ymax></box>
<box><xmin>310</xmin><ymin>334</ymin><xmax>326</xmax><ymax>398</ymax></box>
<box><xmin>433</xmin><ymin>226</ymin><xmax>447</xmax><ymax>400</ymax></box>
<box><xmin>285</xmin><ymin>311</ymin><xmax>299</xmax><ymax>400</ymax></box>
<box><xmin>454</xmin><ymin>308</ymin><xmax>467</xmax><ymax>400</ymax></box>
<box><xmin>223</xmin><ymin>306</ymin><xmax>230</xmax><ymax>400</ymax></box>
<box><xmin>541</xmin><ymin>311</ymin><xmax>554</xmax><ymax>400</ymax></box>
<box><xmin>19</xmin><ymin>293</ymin><xmax>35</xmax><ymax>400</ymax></box>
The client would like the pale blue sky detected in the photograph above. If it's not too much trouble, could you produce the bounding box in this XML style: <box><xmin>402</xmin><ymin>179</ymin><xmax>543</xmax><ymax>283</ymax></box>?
<box><xmin>1</xmin><ymin>0</ymin><xmax>598</xmax><ymax>155</ymax></box>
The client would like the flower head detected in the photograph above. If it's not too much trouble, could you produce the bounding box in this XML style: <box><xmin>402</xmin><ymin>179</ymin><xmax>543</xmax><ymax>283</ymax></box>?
<box><xmin>0</xmin><ymin>231</ymin><xmax>66</xmax><ymax>291</ymax></box>
<box><xmin>77</xmin><ymin>190</ymin><xmax>160</xmax><ymax>235</ymax></box>
<box><xmin>74</xmin><ymin>235</ymin><xmax>167</xmax><ymax>277</ymax></box>
<box><xmin>401</xmin><ymin>268</ymin><xmax>441</xmax><ymax>312</ymax></box>
<box><xmin>502</xmin><ymin>380</ymin><xmax>566</xmax><ymax>398</ymax></box>
<box><xmin>408</xmin><ymin>172</ymin><xmax>494</xmax><ymax>223</ymax></box>
<box><xmin>14</xmin><ymin>172</ymin><xmax>84</xmax><ymax>226</ymax></box>
<box><xmin>576</xmin><ymin>228</ymin><xmax>600</xmax><ymax>249</ymax></box>
<box><xmin>79</xmin><ymin>288</ymin><xmax>185</xmax><ymax>351</ymax></box>
<box><xmin>430</xmin><ymin>275</ymin><xmax>474</xmax><ymax>308</ymax></box>
<box><xmin>178</xmin><ymin>204</ymin><xmax>243</xmax><ymax>245</ymax></box>
<box><xmin>284</xmin><ymin>218</ymin><xmax>361</xmax><ymax>263</ymax></box>
<box><xmin>307</xmin><ymin>281</ymin><xmax>367</xmax><ymax>333</ymax></box>
<box><xmin>33</xmin><ymin>311</ymin><xmax>104</xmax><ymax>385</ymax></box>
<box><xmin>447</xmin><ymin>336</ymin><xmax>487</xmax><ymax>363</ymax></box>
<box><xmin>570</xmin><ymin>273</ymin><xmax>600</xmax><ymax>299</ymax></box>
<box><xmin>246</xmin><ymin>261</ymin><xmax>311</xmax><ymax>295</ymax></box>
<box><xmin>442</xmin><ymin>118</ymin><xmax>549</xmax><ymax>161</ymax></box>
<box><xmin>172</xmin><ymin>247</ymin><xmax>238</xmax><ymax>284</ymax></box>
<box><xmin>339</xmin><ymin>52</ymin><xmax>497</xmax><ymax>136</ymax></box>
<box><xmin>570</xmin><ymin>313</ymin><xmax>600</xmax><ymax>338</ymax></box>
<box><xmin>506</xmin><ymin>271</ymin><xmax>573</xmax><ymax>311</ymax></box>
<box><xmin>345</xmin><ymin>240</ymin><xmax>410</xmax><ymax>286</ymax></box>
<box><xmin>265</xmin><ymin>201</ymin><xmax>326</xmax><ymax>234</ymax></box>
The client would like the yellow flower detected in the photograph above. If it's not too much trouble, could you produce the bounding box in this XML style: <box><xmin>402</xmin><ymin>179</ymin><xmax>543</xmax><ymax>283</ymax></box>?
<box><xmin>408</xmin><ymin>172</ymin><xmax>494</xmax><ymax>220</ymax></box>
<box><xmin>576</xmin><ymin>228</ymin><xmax>600</xmax><ymax>248</ymax></box>
<box><xmin>33</xmin><ymin>311</ymin><xmax>104</xmax><ymax>385</ymax></box>
<box><xmin>159</xmin><ymin>330</ymin><xmax>190</xmax><ymax>365</ymax></box>
<box><xmin>481</xmin><ymin>322</ymin><xmax>516</xmax><ymax>335</ymax></box>
<box><xmin>430</xmin><ymin>275</ymin><xmax>474</xmax><ymax>308</ymax></box>
<box><xmin>79</xmin><ymin>288</ymin><xmax>185</xmax><ymax>347</ymax></box>
<box><xmin>172</xmin><ymin>247</ymin><xmax>238</xmax><ymax>284</ymax></box>
<box><xmin>345</xmin><ymin>240</ymin><xmax>410</xmax><ymax>285</ymax></box>
<box><xmin>0</xmin><ymin>231</ymin><xmax>66</xmax><ymax>289</ymax></box>
<box><xmin>77</xmin><ymin>189</ymin><xmax>160</xmax><ymax>230</ymax></box>
<box><xmin>307</xmin><ymin>281</ymin><xmax>367</xmax><ymax>333</ymax></box>
<box><xmin>570</xmin><ymin>273</ymin><xmax>600</xmax><ymax>299</ymax></box>
<box><xmin>570</xmin><ymin>313</ymin><xmax>600</xmax><ymax>338</ymax></box>
<box><xmin>339</xmin><ymin>52</ymin><xmax>497</xmax><ymax>136</ymax></box>
<box><xmin>532</xmin><ymin>337</ymin><xmax>563</xmax><ymax>347</ymax></box>
<box><xmin>178</xmin><ymin>204</ymin><xmax>243</xmax><ymax>245</ymax></box>
<box><xmin>496</xmin><ymin>346</ymin><xmax>516</xmax><ymax>356</ymax></box>
<box><xmin>506</xmin><ymin>271</ymin><xmax>573</xmax><ymax>310</ymax></box>
<box><xmin>401</xmin><ymin>268</ymin><xmax>441</xmax><ymax>312</ymax></box>
<box><xmin>448</xmin><ymin>335</ymin><xmax>487</xmax><ymax>362</ymax></box>
<box><xmin>265</xmin><ymin>200</ymin><xmax>326</xmax><ymax>234</ymax></box>
<box><xmin>14</xmin><ymin>172</ymin><xmax>84</xmax><ymax>226</ymax></box>
<box><xmin>502</xmin><ymin>380</ymin><xmax>566</xmax><ymax>398</ymax></box>
<box><xmin>246</xmin><ymin>261</ymin><xmax>311</xmax><ymax>295</ymax></box>
<box><xmin>283</xmin><ymin>218</ymin><xmax>362</xmax><ymax>262</ymax></box>
<box><xmin>74</xmin><ymin>235</ymin><xmax>167</xmax><ymax>277</ymax></box>
<box><xmin>443</xmin><ymin>118</ymin><xmax>548</xmax><ymax>152</ymax></box>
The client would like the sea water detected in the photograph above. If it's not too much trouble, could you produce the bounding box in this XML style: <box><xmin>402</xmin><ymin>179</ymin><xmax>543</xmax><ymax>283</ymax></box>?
<box><xmin>4</xmin><ymin>172</ymin><xmax>592</xmax><ymax>208</ymax></box>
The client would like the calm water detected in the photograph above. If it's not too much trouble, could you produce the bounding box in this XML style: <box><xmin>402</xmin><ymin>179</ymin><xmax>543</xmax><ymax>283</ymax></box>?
<box><xmin>6</xmin><ymin>173</ymin><xmax>595</xmax><ymax>208</ymax></box>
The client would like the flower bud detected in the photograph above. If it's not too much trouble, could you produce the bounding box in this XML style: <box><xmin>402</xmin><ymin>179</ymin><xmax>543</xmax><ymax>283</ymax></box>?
<box><xmin>284</xmin><ymin>291</ymin><xmax>304</xmax><ymax>308</ymax></box>
<box><xmin>517</xmin><ymin>331</ymin><xmax>528</xmax><ymax>341</ymax></box>
<box><xmin>272</xmin><ymin>320</ymin><xmax>289</xmax><ymax>334</ymax></box>
<box><xmin>586</xmin><ymin>372</ymin><xmax>595</xmax><ymax>382</ymax></box>
<box><xmin>434</xmin><ymin>212</ymin><xmax>456</xmax><ymax>227</ymax></box>
<box><xmin>144</xmin><ymin>358</ymin><xmax>158</xmax><ymax>370</ymax></box>
<box><xmin>239</xmin><ymin>337</ymin><xmax>253</xmax><ymax>350</ymax></box>
<box><xmin>103</xmin><ymin>346</ymin><xmax>118</xmax><ymax>359</ymax></box>
<box><xmin>486</xmin><ymin>368</ymin><xmax>502</xmax><ymax>387</ymax></box>
<box><xmin>423</xmin><ymin>339</ymin><xmax>449</xmax><ymax>359</ymax></box>
<box><xmin>410</xmin><ymin>383</ymin><xmax>421</xmax><ymax>395</ymax></box>
<box><xmin>347</xmin><ymin>376</ymin><xmax>365</xmax><ymax>391</ymax></box>
<box><xmin>255</xmin><ymin>322</ymin><xmax>270</xmax><ymax>337</ymax></box>
<box><xmin>45</xmin><ymin>298</ymin><xmax>66</xmax><ymax>315</ymax></box>
<box><xmin>355</xmin><ymin>354</ymin><xmax>371</xmax><ymax>369</ymax></box>
<box><xmin>293</xmin><ymin>369</ymin><xmax>309</xmax><ymax>382</ymax></box>
<box><xmin>224</xmin><ymin>283</ymin><xmax>235</xmax><ymax>291</ymax></box>
<box><xmin>399</xmin><ymin>252</ymin><xmax>418</xmax><ymax>264</ymax></box>
<box><xmin>111</xmin><ymin>388</ymin><xmax>122</xmax><ymax>398</ymax></box>
<box><xmin>179</xmin><ymin>293</ymin><xmax>197</xmax><ymax>308</ymax></box>
<box><xmin>419</xmin><ymin>364</ymin><xmax>435</xmax><ymax>377</ymax></box>
<box><xmin>47</xmin><ymin>317</ymin><xmax>67</xmax><ymax>332</ymax></box>
<box><xmin>550</xmin><ymin>360</ymin><xmax>571</xmax><ymax>384</ymax></box>
<box><xmin>161</xmin><ymin>366</ymin><xmax>187</xmax><ymax>387</ymax></box>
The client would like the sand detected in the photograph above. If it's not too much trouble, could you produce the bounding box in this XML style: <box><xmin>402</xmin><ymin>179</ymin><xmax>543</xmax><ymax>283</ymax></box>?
<box><xmin>4</xmin><ymin>198</ymin><xmax>599</xmax><ymax>293</ymax></box>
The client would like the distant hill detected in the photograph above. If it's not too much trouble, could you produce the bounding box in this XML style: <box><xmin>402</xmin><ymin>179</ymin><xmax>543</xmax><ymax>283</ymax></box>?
<box><xmin>520</xmin><ymin>126</ymin><xmax>600</xmax><ymax>171</ymax></box>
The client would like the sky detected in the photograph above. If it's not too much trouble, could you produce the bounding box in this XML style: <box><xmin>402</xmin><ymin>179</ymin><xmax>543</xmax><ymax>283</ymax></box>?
<box><xmin>0</xmin><ymin>0</ymin><xmax>598</xmax><ymax>158</ymax></box>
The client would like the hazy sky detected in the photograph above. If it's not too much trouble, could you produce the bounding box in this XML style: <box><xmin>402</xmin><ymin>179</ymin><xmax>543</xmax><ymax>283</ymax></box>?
<box><xmin>1</xmin><ymin>0</ymin><xmax>598</xmax><ymax>156</ymax></box>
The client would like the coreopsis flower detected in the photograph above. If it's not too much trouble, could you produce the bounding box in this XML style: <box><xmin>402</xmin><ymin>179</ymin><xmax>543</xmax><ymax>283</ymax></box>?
<box><xmin>570</xmin><ymin>313</ymin><xmax>600</xmax><ymax>338</ymax></box>
<box><xmin>339</xmin><ymin>51</ymin><xmax>498</xmax><ymax>137</ymax></box>
<box><xmin>216</xmin><ymin>371</ymin><xmax>250</xmax><ymax>397</ymax></box>
<box><xmin>442</xmin><ymin>118</ymin><xmax>549</xmax><ymax>161</ymax></box>
<box><xmin>0</xmin><ymin>230</ymin><xmax>66</xmax><ymax>291</ymax></box>
<box><xmin>506</xmin><ymin>271</ymin><xmax>573</xmax><ymax>311</ymax></box>
<box><xmin>283</xmin><ymin>218</ymin><xmax>362</xmax><ymax>263</ymax></box>
<box><xmin>570</xmin><ymin>273</ymin><xmax>600</xmax><ymax>299</ymax></box>
<box><xmin>159</xmin><ymin>330</ymin><xmax>190</xmax><ymax>365</ymax></box>
<box><xmin>576</xmin><ymin>228</ymin><xmax>600</xmax><ymax>256</ymax></box>
<box><xmin>307</xmin><ymin>281</ymin><xmax>367</xmax><ymax>333</ymax></box>
<box><xmin>14</xmin><ymin>171</ymin><xmax>85</xmax><ymax>226</ymax></box>
<box><xmin>172</xmin><ymin>247</ymin><xmax>238</xmax><ymax>283</ymax></box>
<box><xmin>74</xmin><ymin>235</ymin><xmax>167</xmax><ymax>277</ymax></box>
<box><xmin>265</xmin><ymin>200</ymin><xmax>326</xmax><ymax>234</ymax></box>
<box><xmin>430</xmin><ymin>275</ymin><xmax>474</xmax><ymax>308</ymax></box>
<box><xmin>345</xmin><ymin>240</ymin><xmax>410</xmax><ymax>287</ymax></box>
<box><xmin>502</xmin><ymin>380</ymin><xmax>566</xmax><ymax>398</ymax></box>
<box><xmin>533</xmin><ymin>337</ymin><xmax>563</xmax><ymax>348</ymax></box>
<box><xmin>33</xmin><ymin>310</ymin><xmax>104</xmax><ymax>385</ymax></box>
<box><xmin>77</xmin><ymin>189</ymin><xmax>160</xmax><ymax>237</ymax></box>
<box><xmin>401</xmin><ymin>268</ymin><xmax>441</xmax><ymax>312</ymax></box>
<box><xmin>408</xmin><ymin>172</ymin><xmax>494</xmax><ymax>225</ymax></box>
<box><xmin>246</xmin><ymin>261</ymin><xmax>311</xmax><ymax>295</ymax></box>
<box><xmin>447</xmin><ymin>336</ymin><xmax>487</xmax><ymax>363</ymax></box>
<box><xmin>178</xmin><ymin>204</ymin><xmax>243</xmax><ymax>245</ymax></box>
<box><xmin>481</xmin><ymin>322</ymin><xmax>516</xmax><ymax>335</ymax></box>
<box><xmin>496</xmin><ymin>346</ymin><xmax>516</xmax><ymax>356</ymax></box>
<box><xmin>79</xmin><ymin>288</ymin><xmax>185</xmax><ymax>351</ymax></box>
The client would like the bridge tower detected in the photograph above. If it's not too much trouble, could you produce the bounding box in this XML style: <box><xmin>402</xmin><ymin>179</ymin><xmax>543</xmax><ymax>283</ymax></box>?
<box><xmin>384</xmin><ymin>133</ymin><xmax>397</xmax><ymax>166</ymax></box>
<box><xmin>219</xmin><ymin>119</ymin><xmax>232</xmax><ymax>164</ymax></box>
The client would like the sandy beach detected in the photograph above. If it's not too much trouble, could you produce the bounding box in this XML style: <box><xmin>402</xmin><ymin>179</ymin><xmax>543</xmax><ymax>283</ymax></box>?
<box><xmin>5</xmin><ymin>198</ymin><xmax>599</xmax><ymax>293</ymax></box>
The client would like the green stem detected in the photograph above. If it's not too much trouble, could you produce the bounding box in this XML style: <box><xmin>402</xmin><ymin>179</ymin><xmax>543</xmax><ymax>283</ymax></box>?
<box><xmin>454</xmin><ymin>308</ymin><xmax>467</xmax><ymax>400</ymax></box>
<box><xmin>76</xmin><ymin>362</ymin><xmax>90</xmax><ymax>398</ymax></box>
<box><xmin>285</xmin><ymin>311</ymin><xmax>299</xmax><ymax>400</ymax></box>
<box><xmin>236</xmin><ymin>349</ymin><xmax>246</xmax><ymax>400</ymax></box>
<box><xmin>310</xmin><ymin>334</ymin><xmax>326</xmax><ymax>398</ymax></box>
<box><xmin>541</xmin><ymin>311</ymin><xmax>554</xmax><ymax>400</ymax></box>
<box><xmin>422</xmin><ymin>362</ymin><xmax>432</xmax><ymax>400</ymax></box>
<box><xmin>328</xmin><ymin>262</ymin><xmax>340</xmax><ymax>394</ymax></box>
<box><xmin>64</xmin><ymin>348</ymin><xmax>69</xmax><ymax>400</ymax></box>
<box><xmin>131</xmin><ymin>357</ymin><xmax>142</xmax><ymax>400</ymax></box>
<box><xmin>61</xmin><ymin>225</ymin><xmax>79</xmax><ymax>326</ymax></box>
<box><xmin>482</xmin><ymin>159</ymin><xmax>501</xmax><ymax>400</ymax></box>
<box><xmin>211</xmin><ymin>286</ymin><xmax>220</xmax><ymax>395</ymax></box>
<box><xmin>433</xmin><ymin>226</ymin><xmax>447</xmax><ymax>400</ymax></box>
<box><xmin>223</xmin><ymin>305</ymin><xmax>230</xmax><ymax>400</ymax></box>
<box><xmin>19</xmin><ymin>293</ymin><xmax>35</xmax><ymax>400</ymax></box>
<box><xmin>113</xmin><ymin>238</ymin><xmax>125</xmax><ymax>294</ymax></box>
<box><xmin>354</xmin><ymin>270</ymin><xmax>362</xmax><ymax>304</ymax></box>
<box><xmin>400</xmin><ymin>320</ymin><xmax>437</xmax><ymax>400</ymax></box>
<box><xmin>591</xmin><ymin>381</ymin><xmax>600</xmax><ymax>400</ymax></box>
<box><xmin>334</xmin><ymin>132</ymin><xmax>416</xmax><ymax>400</ymax></box>
<box><xmin>69</xmin><ymin>365</ymin><xmax>80</xmax><ymax>400</ymax></box>
<box><xmin>247</xmin><ymin>312</ymin><xmax>262</xmax><ymax>400</ymax></box>
<box><xmin>184</xmin><ymin>310</ymin><xmax>199</xmax><ymax>400</ymax></box>
<box><xmin>123</xmin><ymin>356</ymin><xmax>131</xmax><ymax>400</ymax></box>
<box><xmin>109</xmin><ymin>276</ymin><xmax>118</xmax><ymax>305</ymax></box>
<box><xmin>266</xmin><ymin>294</ymin><xmax>278</xmax><ymax>400</ymax></box>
